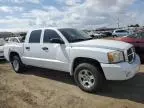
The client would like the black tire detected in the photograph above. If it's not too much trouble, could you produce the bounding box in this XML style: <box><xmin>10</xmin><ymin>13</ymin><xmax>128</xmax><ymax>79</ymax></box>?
<box><xmin>11</xmin><ymin>55</ymin><xmax>25</xmax><ymax>73</ymax></box>
<box><xmin>74</xmin><ymin>63</ymin><xmax>104</xmax><ymax>93</ymax></box>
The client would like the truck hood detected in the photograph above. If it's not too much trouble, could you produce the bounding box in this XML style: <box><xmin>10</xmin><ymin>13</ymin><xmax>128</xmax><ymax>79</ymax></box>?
<box><xmin>70</xmin><ymin>39</ymin><xmax>132</xmax><ymax>51</ymax></box>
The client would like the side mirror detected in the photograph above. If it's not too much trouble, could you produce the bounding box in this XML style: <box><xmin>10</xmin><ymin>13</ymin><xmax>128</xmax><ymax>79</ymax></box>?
<box><xmin>50</xmin><ymin>38</ymin><xmax>65</xmax><ymax>44</ymax></box>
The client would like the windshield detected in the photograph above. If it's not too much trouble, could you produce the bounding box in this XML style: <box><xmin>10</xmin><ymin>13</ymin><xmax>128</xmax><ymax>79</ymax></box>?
<box><xmin>127</xmin><ymin>32</ymin><xmax>144</xmax><ymax>38</ymax></box>
<box><xmin>128</xmin><ymin>34</ymin><xmax>138</xmax><ymax>38</ymax></box>
<box><xmin>59</xmin><ymin>28</ymin><xmax>92</xmax><ymax>43</ymax></box>
<box><xmin>0</xmin><ymin>38</ymin><xmax>6</xmax><ymax>46</ymax></box>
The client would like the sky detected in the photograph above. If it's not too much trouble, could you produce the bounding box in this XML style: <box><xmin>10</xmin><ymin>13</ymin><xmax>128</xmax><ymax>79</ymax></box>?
<box><xmin>0</xmin><ymin>0</ymin><xmax>143</xmax><ymax>31</ymax></box>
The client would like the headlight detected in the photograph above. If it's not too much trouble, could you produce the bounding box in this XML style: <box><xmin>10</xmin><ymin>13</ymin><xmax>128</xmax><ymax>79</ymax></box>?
<box><xmin>108</xmin><ymin>51</ymin><xmax>124</xmax><ymax>63</ymax></box>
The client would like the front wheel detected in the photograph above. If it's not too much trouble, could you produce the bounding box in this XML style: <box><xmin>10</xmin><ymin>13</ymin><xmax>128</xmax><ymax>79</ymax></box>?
<box><xmin>11</xmin><ymin>56</ymin><xmax>25</xmax><ymax>73</ymax></box>
<box><xmin>74</xmin><ymin>63</ymin><xmax>104</xmax><ymax>93</ymax></box>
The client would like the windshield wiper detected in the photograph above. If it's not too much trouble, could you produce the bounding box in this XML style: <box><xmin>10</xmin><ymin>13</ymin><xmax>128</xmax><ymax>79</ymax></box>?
<box><xmin>72</xmin><ymin>39</ymin><xmax>86</xmax><ymax>42</ymax></box>
<box><xmin>84</xmin><ymin>37</ymin><xmax>93</xmax><ymax>40</ymax></box>
<box><xmin>72</xmin><ymin>38</ymin><xmax>93</xmax><ymax>42</ymax></box>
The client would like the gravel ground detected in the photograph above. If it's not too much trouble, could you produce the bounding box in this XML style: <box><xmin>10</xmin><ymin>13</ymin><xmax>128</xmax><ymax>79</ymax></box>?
<box><xmin>0</xmin><ymin>61</ymin><xmax>144</xmax><ymax>108</ymax></box>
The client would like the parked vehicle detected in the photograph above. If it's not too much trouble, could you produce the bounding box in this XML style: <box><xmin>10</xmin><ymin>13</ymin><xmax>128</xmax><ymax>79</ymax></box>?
<box><xmin>114</xmin><ymin>31</ymin><xmax>144</xmax><ymax>62</ymax></box>
<box><xmin>88</xmin><ymin>31</ymin><xmax>103</xmax><ymax>38</ymax></box>
<box><xmin>0</xmin><ymin>46</ymin><xmax>4</xmax><ymax>59</ymax></box>
<box><xmin>0</xmin><ymin>38</ymin><xmax>6</xmax><ymax>59</ymax></box>
<box><xmin>4</xmin><ymin>28</ymin><xmax>140</xmax><ymax>92</ymax></box>
<box><xmin>8</xmin><ymin>37</ymin><xmax>23</xmax><ymax>43</ymax></box>
<box><xmin>102</xmin><ymin>31</ymin><xmax>112</xmax><ymax>37</ymax></box>
<box><xmin>112</xmin><ymin>29</ymin><xmax>130</xmax><ymax>37</ymax></box>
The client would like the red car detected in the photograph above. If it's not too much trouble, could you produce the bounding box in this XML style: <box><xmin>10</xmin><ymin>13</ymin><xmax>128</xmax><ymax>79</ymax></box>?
<box><xmin>114</xmin><ymin>31</ymin><xmax>144</xmax><ymax>62</ymax></box>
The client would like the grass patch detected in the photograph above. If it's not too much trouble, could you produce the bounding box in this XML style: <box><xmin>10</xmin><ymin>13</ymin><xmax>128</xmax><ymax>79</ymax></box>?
<box><xmin>0</xmin><ymin>60</ymin><xmax>8</xmax><ymax>64</ymax></box>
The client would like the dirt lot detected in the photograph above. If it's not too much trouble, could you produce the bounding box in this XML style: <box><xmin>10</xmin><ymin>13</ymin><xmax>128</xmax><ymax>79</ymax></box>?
<box><xmin>0</xmin><ymin>61</ymin><xmax>144</xmax><ymax>108</ymax></box>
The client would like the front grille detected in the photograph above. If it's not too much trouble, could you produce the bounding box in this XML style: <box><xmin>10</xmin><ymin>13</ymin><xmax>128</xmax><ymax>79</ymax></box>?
<box><xmin>127</xmin><ymin>47</ymin><xmax>135</xmax><ymax>63</ymax></box>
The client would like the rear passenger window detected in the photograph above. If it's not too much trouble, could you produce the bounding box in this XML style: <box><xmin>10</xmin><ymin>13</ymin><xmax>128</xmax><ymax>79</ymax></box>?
<box><xmin>43</xmin><ymin>29</ymin><xmax>62</xmax><ymax>43</ymax></box>
<box><xmin>29</xmin><ymin>30</ymin><xmax>41</xmax><ymax>43</ymax></box>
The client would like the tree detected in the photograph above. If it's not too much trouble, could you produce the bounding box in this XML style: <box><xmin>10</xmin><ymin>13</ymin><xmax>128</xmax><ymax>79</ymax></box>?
<box><xmin>128</xmin><ymin>24</ymin><xmax>140</xmax><ymax>27</ymax></box>
<box><xmin>135</xmin><ymin>24</ymin><xmax>140</xmax><ymax>27</ymax></box>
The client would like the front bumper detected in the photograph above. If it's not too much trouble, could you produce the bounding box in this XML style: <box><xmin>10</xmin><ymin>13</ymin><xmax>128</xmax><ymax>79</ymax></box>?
<box><xmin>101</xmin><ymin>54</ymin><xmax>140</xmax><ymax>80</ymax></box>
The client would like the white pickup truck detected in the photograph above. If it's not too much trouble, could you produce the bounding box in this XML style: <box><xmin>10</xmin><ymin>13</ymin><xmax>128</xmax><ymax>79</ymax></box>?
<box><xmin>4</xmin><ymin>28</ymin><xmax>140</xmax><ymax>92</ymax></box>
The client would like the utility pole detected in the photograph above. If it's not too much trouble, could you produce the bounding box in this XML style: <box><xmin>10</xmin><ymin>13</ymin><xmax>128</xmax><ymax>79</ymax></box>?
<box><xmin>117</xmin><ymin>17</ymin><xmax>120</xmax><ymax>29</ymax></box>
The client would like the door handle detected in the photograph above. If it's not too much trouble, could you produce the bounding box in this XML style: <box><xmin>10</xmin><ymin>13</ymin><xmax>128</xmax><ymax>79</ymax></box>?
<box><xmin>42</xmin><ymin>47</ymin><xmax>48</xmax><ymax>50</ymax></box>
<box><xmin>25</xmin><ymin>47</ymin><xmax>30</xmax><ymax>50</ymax></box>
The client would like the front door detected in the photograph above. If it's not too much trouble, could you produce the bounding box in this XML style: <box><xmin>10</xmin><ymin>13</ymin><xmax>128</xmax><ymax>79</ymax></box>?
<box><xmin>40</xmin><ymin>29</ymin><xmax>70</xmax><ymax>72</ymax></box>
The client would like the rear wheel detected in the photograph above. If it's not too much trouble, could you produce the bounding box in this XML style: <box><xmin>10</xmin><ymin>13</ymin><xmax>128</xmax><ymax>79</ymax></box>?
<box><xmin>11</xmin><ymin>55</ymin><xmax>25</xmax><ymax>73</ymax></box>
<box><xmin>74</xmin><ymin>63</ymin><xmax>104</xmax><ymax>93</ymax></box>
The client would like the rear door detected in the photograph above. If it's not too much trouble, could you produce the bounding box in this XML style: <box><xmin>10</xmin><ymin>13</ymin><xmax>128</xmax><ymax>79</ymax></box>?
<box><xmin>22</xmin><ymin>30</ymin><xmax>43</xmax><ymax>67</ymax></box>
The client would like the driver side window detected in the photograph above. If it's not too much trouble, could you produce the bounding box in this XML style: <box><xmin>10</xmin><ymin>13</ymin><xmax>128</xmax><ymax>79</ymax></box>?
<box><xmin>43</xmin><ymin>29</ymin><xmax>62</xmax><ymax>43</ymax></box>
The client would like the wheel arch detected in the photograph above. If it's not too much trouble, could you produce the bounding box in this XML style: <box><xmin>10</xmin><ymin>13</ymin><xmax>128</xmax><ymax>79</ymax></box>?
<box><xmin>9</xmin><ymin>52</ymin><xmax>20</xmax><ymax>62</ymax></box>
<box><xmin>71</xmin><ymin>57</ymin><xmax>105</xmax><ymax>79</ymax></box>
